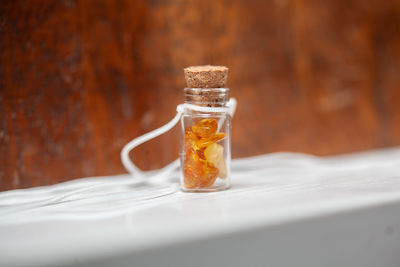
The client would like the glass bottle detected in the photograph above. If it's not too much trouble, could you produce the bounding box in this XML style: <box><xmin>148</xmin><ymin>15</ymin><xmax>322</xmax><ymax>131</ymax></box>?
<box><xmin>180</xmin><ymin>88</ymin><xmax>231</xmax><ymax>192</ymax></box>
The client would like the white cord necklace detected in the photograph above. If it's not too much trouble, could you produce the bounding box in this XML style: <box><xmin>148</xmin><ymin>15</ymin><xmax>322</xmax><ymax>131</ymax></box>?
<box><xmin>120</xmin><ymin>97</ymin><xmax>237</xmax><ymax>180</ymax></box>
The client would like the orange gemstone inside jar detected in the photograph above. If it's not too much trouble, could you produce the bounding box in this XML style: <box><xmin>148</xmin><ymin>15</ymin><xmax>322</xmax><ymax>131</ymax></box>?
<box><xmin>195</xmin><ymin>132</ymin><xmax>226</xmax><ymax>149</ymax></box>
<box><xmin>191</xmin><ymin>118</ymin><xmax>218</xmax><ymax>138</ymax></box>
<box><xmin>183</xmin><ymin>118</ymin><xmax>226</xmax><ymax>188</ymax></box>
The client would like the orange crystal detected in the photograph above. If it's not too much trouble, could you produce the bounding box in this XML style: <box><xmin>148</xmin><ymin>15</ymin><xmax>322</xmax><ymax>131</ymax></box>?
<box><xmin>184</xmin><ymin>128</ymin><xmax>199</xmax><ymax>152</ymax></box>
<box><xmin>183</xmin><ymin>118</ymin><xmax>226</xmax><ymax>188</ymax></box>
<box><xmin>191</xmin><ymin>118</ymin><xmax>218</xmax><ymax>138</ymax></box>
<box><xmin>195</xmin><ymin>132</ymin><xmax>226</xmax><ymax>149</ymax></box>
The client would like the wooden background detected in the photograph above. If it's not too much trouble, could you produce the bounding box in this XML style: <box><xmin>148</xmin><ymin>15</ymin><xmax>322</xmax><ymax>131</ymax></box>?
<box><xmin>1</xmin><ymin>0</ymin><xmax>400</xmax><ymax>191</ymax></box>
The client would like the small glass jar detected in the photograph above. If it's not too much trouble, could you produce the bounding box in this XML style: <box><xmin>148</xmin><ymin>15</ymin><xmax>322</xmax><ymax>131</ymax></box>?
<box><xmin>180</xmin><ymin>88</ymin><xmax>231</xmax><ymax>192</ymax></box>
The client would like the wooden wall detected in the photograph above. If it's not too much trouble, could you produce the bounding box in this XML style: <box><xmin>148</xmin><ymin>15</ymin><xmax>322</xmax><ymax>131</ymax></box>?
<box><xmin>1</xmin><ymin>0</ymin><xmax>400</xmax><ymax>191</ymax></box>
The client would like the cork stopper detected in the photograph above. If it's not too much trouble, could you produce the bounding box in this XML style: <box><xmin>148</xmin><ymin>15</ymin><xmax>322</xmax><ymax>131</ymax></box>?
<box><xmin>183</xmin><ymin>65</ymin><xmax>229</xmax><ymax>107</ymax></box>
<box><xmin>184</xmin><ymin>65</ymin><xmax>228</xmax><ymax>88</ymax></box>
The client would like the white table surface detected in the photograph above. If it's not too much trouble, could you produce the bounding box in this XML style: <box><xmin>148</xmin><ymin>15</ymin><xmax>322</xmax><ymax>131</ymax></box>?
<box><xmin>1</xmin><ymin>148</ymin><xmax>400</xmax><ymax>267</ymax></box>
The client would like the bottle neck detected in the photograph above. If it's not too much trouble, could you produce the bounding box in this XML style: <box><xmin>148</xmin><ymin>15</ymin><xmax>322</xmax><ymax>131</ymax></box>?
<box><xmin>184</xmin><ymin>88</ymin><xmax>230</xmax><ymax>107</ymax></box>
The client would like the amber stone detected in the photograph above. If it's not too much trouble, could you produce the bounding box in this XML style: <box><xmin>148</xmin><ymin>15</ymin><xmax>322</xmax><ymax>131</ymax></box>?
<box><xmin>183</xmin><ymin>118</ymin><xmax>225</xmax><ymax>188</ymax></box>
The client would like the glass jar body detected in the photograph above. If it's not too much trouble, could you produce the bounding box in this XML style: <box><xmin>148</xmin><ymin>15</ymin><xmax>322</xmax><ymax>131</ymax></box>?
<box><xmin>180</xmin><ymin>110</ymin><xmax>231</xmax><ymax>192</ymax></box>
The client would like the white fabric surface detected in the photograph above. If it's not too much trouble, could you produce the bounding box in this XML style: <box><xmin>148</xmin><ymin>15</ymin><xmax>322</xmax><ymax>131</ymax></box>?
<box><xmin>1</xmin><ymin>148</ymin><xmax>400</xmax><ymax>266</ymax></box>
<box><xmin>1</xmin><ymin>148</ymin><xmax>400</xmax><ymax>225</ymax></box>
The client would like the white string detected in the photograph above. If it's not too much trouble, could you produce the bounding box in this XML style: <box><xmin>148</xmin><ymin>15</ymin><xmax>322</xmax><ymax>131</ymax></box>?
<box><xmin>120</xmin><ymin>97</ymin><xmax>237</xmax><ymax>179</ymax></box>
<box><xmin>121</xmin><ymin>109</ymin><xmax>183</xmax><ymax>179</ymax></box>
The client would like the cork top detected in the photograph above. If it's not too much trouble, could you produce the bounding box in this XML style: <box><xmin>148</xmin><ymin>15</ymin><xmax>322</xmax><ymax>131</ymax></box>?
<box><xmin>184</xmin><ymin>65</ymin><xmax>228</xmax><ymax>88</ymax></box>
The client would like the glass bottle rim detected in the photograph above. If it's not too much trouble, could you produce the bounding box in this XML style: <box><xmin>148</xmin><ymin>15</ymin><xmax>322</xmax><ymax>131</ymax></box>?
<box><xmin>184</xmin><ymin>87</ymin><xmax>230</xmax><ymax>107</ymax></box>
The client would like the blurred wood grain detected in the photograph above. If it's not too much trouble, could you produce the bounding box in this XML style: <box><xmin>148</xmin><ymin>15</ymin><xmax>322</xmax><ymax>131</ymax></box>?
<box><xmin>1</xmin><ymin>0</ymin><xmax>400</xmax><ymax>191</ymax></box>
